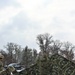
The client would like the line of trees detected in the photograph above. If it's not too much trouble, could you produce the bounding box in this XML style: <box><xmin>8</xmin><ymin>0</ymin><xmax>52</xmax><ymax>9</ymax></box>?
<box><xmin>1</xmin><ymin>43</ymin><xmax>38</xmax><ymax>67</ymax></box>
<box><xmin>0</xmin><ymin>33</ymin><xmax>75</xmax><ymax>67</ymax></box>
<box><xmin>37</xmin><ymin>33</ymin><xmax>75</xmax><ymax>60</ymax></box>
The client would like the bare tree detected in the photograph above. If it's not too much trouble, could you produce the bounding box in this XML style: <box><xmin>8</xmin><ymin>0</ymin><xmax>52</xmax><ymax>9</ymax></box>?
<box><xmin>5</xmin><ymin>42</ymin><xmax>15</xmax><ymax>63</ymax></box>
<box><xmin>37</xmin><ymin>33</ymin><xmax>53</xmax><ymax>56</ymax></box>
<box><xmin>60</xmin><ymin>42</ymin><xmax>75</xmax><ymax>61</ymax></box>
<box><xmin>51</xmin><ymin>40</ymin><xmax>62</xmax><ymax>54</ymax></box>
<box><xmin>14</xmin><ymin>44</ymin><xmax>22</xmax><ymax>63</ymax></box>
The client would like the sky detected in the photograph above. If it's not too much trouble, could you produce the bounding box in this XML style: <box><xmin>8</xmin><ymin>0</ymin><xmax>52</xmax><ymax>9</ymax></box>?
<box><xmin>0</xmin><ymin>0</ymin><xmax>75</xmax><ymax>51</ymax></box>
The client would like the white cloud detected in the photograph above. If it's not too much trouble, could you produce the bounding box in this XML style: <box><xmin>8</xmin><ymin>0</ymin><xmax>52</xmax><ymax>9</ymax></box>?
<box><xmin>0</xmin><ymin>6</ymin><xmax>21</xmax><ymax>30</ymax></box>
<box><xmin>16</xmin><ymin>0</ymin><xmax>75</xmax><ymax>29</ymax></box>
<box><xmin>1</xmin><ymin>0</ymin><xmax>75</xmax><ymax>49</ymax></box>
<box><xmin>15</xmin><ymin>0</ymin><xmax>75</xmax><ymax>45</ymax></box>
<box><xmin>1</xmin><ymin>0</ymin><xmax>75</xmax><ymax>32</ymax></box>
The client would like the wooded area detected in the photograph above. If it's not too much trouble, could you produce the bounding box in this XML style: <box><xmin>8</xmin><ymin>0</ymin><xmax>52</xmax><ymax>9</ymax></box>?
<box><xmin>0</xmin><ymin>33</ymin><xmax>75</xmax><ymax>75</ymax></box>
<box><xmin>1</xmin><ymin>33</ymin><xmax>75</xmax><ymax>65</ymax></box>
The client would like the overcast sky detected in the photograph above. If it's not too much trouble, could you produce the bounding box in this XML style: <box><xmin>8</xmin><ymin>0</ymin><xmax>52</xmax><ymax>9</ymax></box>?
<box><xmin>0</xmin><ymin>0</ymin><xmax>75</xmax><ymax>50</ymax></box>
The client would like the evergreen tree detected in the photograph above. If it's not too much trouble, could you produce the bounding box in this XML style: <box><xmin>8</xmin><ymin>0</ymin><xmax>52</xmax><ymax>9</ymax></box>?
<box><xmin>21</xmin><ymin>46</ymin><xmax>33</xmax><ymax>68</ymax></box>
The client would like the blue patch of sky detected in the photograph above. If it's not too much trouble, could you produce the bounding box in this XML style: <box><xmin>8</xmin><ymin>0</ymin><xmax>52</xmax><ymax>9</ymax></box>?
<box><xmin>43</xmin><ymin>0</ymin><xmax>53</xmax><ymax>7</ymax></box>
<box><xmin>0</xmin><ymin>12</ymin><xmax>41</xmax><ymax>36</ymax></box>
<box><xmin>54</xmin><ymin>32</ymin><xmax>70</xmax><ymax>41</ymax></box>
<box><xmin>51</xmin><ymin>17</ymin><xmax>65</xmax><ymax>28</ymax></box>
<box><xmin>9</xmin><ymin>12</ymin><xmax>41</xmax><ymax>31</ymax></box>
<box><xmin>0</xmin><ymin>11</ymin><xmax>43</xmax><ymax>49</ymax></box>
<box><xmin>68</xmin><ymin>10</ymin><xmax>75</xmax><ymax>28</ymax></box>
<box><xmin>0</xmin><ymin>0</ymin><xmax>20</xmax><ymax>9</ymax></box>
<box><xmin>70</xmin><ymin>10</ymin><xmax>75</xmax><ymax>16</ymax></box>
